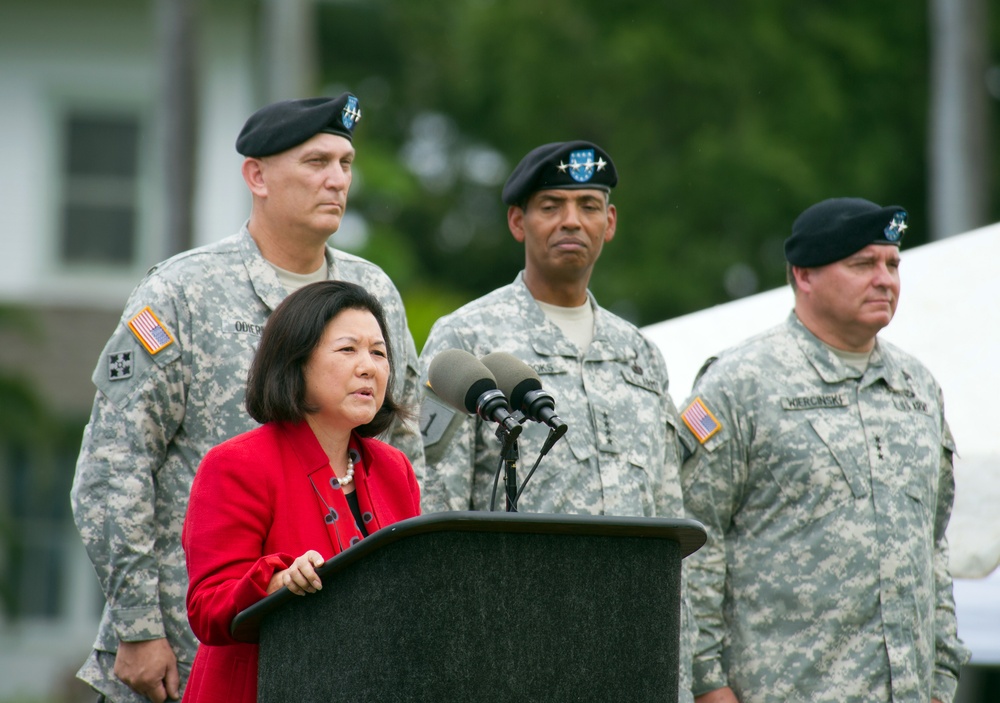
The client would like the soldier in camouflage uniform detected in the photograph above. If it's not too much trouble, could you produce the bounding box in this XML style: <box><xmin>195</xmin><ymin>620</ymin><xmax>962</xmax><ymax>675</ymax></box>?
<box><xmin>678</xmin><ymin>198</ymin><xmax>969</xmax><ymax>703</ymax></box>
<box><xmin>70</xmin><ymin>94</ymin><xmax>424</xmax><ymax>702</ymax></box>
<box><xmin>418</xmin><ymin>141</ymin><xmax>695</xmax><ymax>702</ymax></box>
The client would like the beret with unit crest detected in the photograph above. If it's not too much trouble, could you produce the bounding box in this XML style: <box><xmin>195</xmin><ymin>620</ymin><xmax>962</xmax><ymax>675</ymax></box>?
<box><xmin>502</xmin><ymin>140</ymin><xmax>618</xmax><ymax>206</ymax></box>
<box><xmin>236</xmin><ymin>93</ymin><xmax>362</xmax><ymax>157</ymax></box>
<box><xmin>785</xmin><ymin>197</ymin><xmax>908</xmax><ymax>267</ymax></box>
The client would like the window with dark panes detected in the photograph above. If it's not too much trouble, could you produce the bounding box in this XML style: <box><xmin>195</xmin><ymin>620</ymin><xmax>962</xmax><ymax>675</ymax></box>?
<box><xmin>0</xmin><ymin>422</ymin><xmax>98</xmax><ymax>621</ymax></box>
<box><xmin>60</xmin><ymin>112</ymin><xmax>140</xmax><ymax>266</ymax></box>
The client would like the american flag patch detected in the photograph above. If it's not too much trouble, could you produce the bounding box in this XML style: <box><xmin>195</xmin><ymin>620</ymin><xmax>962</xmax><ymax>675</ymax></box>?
<box><xmin>128</xmin><ymin>306</ymin><xmax>174</xmax><ymax>355</ymax></box>
<box><xmin>681</xmin><ymin>397</ymin><xmax>722</xmax><ymax>444</ymax></box>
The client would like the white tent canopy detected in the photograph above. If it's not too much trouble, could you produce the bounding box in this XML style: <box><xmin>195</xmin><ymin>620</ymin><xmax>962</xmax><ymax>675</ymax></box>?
<box><xmin>642</xmin><ymin>223</ymin><xmax>1000</xmax><ymax>662</ymax></box>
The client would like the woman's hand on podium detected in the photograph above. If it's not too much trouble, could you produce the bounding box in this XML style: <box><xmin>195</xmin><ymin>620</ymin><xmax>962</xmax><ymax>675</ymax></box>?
<box><xmin>268</xmin><ymin>550</ymin><xmax>325</xmax><ymax>596</ymax></box>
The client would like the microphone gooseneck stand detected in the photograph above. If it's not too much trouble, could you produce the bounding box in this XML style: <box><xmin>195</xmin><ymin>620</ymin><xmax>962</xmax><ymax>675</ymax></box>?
<box><xmin>490</xmin><ymin>410</ymin><xmax>571</xmax><ymax>512</ymax></box>
<box><xmin>490</xmin><ymin>414</ymin><xmax>522</xmax><ymax>512</ymax></box>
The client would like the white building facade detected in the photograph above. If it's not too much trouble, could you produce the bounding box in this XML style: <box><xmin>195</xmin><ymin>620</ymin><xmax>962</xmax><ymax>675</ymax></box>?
<box><xmin>0</xmin><ymin>1</ymin><xmax>260</xmax><ymax>698</ymax></box>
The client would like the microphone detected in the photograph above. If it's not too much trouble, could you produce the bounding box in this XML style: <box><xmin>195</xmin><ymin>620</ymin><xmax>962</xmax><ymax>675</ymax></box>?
<box><xmin>427</xmin><ymin>349</ymin><xmax>521</xmax><ymax>437</ymax></box>
<box><xmin>480</xmin><ymin>352</ymin><xmax>568</xmax><ymax>441</ymax></box>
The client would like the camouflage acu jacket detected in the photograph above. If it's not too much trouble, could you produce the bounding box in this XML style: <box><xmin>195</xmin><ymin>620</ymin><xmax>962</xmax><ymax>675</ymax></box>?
<box><xmin>418</xmin><ymin>271</ymin><xmax>696</xmax><ymax>702</ymax></box>
<box><xmin>70</xmin><ymin>225</ymin><xmax>424</xmax><ymax>684</ymax></box>
<box><xmin>418</xmin><ymin>272</ymin><xmax>684</xmax><ymax>518</ymax></box>
<box><xmin>679</xmin><ymin>312</ymin><xmax>969</xmax><ymax>703</ymax></box>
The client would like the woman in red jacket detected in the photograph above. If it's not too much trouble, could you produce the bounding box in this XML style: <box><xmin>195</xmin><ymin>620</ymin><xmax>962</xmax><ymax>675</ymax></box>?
<box><xmin>181</xmin><ymin>280</ymin><xmax>421</xmax><ymax>703</ymax></box>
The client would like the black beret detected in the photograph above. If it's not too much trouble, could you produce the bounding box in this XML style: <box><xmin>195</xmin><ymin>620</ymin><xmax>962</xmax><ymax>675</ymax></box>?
<box><xmin>235</xmin><ymin>93</ymin><xmax>362</xmax><ymax>157</ymax></box>
<box><xmin>502</xmin><ymin>140</ymin><xmax>618</xmax><ymax>206</ymax></box>
<box><xmin>785</xmin><ymin>197</ymin><xmax>908</xmax><ymax>267</ymax></box>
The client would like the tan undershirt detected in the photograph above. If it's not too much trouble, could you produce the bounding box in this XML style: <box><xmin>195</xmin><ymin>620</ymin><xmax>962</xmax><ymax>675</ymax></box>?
<box><xmin>536</xmin><ymin>300</ymin><xmax>595</xmax><ymax>351</ymax></box>
<box><xmin>268</xmin><ymin>260</ymin><xmax>328</xmax><ymax>294</ymax></box>
<box><xmin>825</xmin><ymin>342</ymin><xmax>872</xmax><ymax>374</ymax></box>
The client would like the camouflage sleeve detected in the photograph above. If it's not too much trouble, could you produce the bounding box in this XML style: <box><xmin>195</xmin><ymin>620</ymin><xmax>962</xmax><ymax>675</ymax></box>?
<box><xmin>664</xmin><ymin>385</ymin><xmax>698</xmax><ymax>703</ymax></box>
<box><xmin>372</xmin><ymin>276</ymin><xmax>426</xmax><ymax>476</ymax></box>
<box><xmin>676</xmin><ymin>574</ymin><xmax>697</xmax><ymax>703</ymax></box>
<box><xmin>636</xmin><ymin>340</ymin><xmax>696</xmax><ymax>702</ymax></box>
<box><xmin>678</xmin><ymin>374</ymin><xmax>746</xmax><ymax>696</ymax></box>
<box><xmin>416</xmin><ymin>324</ymin><xmax>480</xmax><ymax>513</ymax></box>
<box><xmin>649</xmin><ymin>344</ymin><xmax>686</xmax><ymax>520</ymax></box>
<box><xmin>385</xmin><ymin>325</ymin><xmax>429</xmax><ymax>484</ymax></box>
<box><xmin>931</xmin><ymin>415</ymin><xmax>971</xmax><ymax>703</ymax></box>
<box><xmin>70</xmin><ymin>285</ymin><xmax>187</xmax><ymax>643</ymax></box>
<box><xmin>657</xmin><ymin>414</ymin><xmax>686</xmax><ymax>519</ymax></box>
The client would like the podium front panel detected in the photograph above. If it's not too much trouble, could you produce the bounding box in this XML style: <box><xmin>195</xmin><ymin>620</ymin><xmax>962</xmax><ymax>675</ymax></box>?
<box><xmin>257</xmin><ymin>526</ymin><xmax>683</xmax><ymax>702</ymax></box>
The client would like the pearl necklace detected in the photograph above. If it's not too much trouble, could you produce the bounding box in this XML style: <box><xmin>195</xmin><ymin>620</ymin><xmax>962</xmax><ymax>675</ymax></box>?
<box><xmin>335</xmin><ymin>454</ymin><xmax>355</xmax><ymax>488</ymax></box>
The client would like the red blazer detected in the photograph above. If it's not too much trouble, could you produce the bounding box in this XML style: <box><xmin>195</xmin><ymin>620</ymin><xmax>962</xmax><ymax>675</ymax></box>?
<box><xmin>181</xmin><ymin>420</ymin><xmax>421</xmax><ymax>703</ymax></box>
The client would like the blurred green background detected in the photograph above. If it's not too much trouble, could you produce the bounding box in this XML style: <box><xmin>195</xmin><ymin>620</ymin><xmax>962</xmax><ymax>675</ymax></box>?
<box><xmin>1</xmin><ymin>1</ymin><xmax>999</xmax><ymax>701</ymax></box>
<box><xmin>318</xmin><ymin>0</ymin><xmax>1000</xmax><ymax>347</ymax></box>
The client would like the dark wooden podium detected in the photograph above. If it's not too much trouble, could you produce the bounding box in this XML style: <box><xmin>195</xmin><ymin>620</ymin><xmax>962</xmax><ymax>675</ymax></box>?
<box><xmin>232</xmin><ymin>511</ymin><xmax>705</xmax><ymax>702</ymax></box>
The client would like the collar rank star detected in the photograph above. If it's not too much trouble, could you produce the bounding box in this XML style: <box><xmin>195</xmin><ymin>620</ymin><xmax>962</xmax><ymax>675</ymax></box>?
<box><xmin>128</xmin><ymin>306</ymin><xmax>175</xmax><ymax>355</ymax></box>
<box><xmin>681</xmin><ymin>397</ymin><xmax>722</xmax><ymax>444</ymax></box>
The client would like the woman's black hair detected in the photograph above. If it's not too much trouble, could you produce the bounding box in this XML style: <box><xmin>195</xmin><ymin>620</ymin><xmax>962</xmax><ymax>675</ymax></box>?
<box><xmin>245</xmin><ymin>280</ymin><xmax>405</xmax><ymax>437</ymax></box>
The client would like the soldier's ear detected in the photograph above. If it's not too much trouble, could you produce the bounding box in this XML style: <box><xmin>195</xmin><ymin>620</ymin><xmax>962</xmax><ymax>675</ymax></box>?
<box><xmin>791</xmin><ymin>265</ymin><xmax>812</xmax><ymax>293</ymax></box>
<box><xmin>508</xmin><ymin>205</ymin><xmax>527</xmax><ymax>244</ymax></box>
<box><xmin>604</xmin><ymin>203</ymin><xmax>617</xmax><ymax>243</ymax></box>
<box><xmin>242</xmin><ymin>157</ymin><xmax>268</xmax><ymax>197</ymax></box>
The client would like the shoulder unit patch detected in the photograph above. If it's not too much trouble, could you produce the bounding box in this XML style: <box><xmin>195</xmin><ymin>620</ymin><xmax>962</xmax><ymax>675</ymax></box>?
<box><xmin>107</xmin><ymin>350</ymin><xmax>134</xmax><ymax>381</ymax></box>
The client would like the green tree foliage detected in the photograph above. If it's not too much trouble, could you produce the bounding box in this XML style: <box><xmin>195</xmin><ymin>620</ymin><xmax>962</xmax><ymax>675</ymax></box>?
<box><xmin>317</xmin><ymin>1</ymin><xmax>995</xmax><ymax>348</ymax></box>
<box><xmin>0</xmin><ymin>309</ymin><xmax>48</xmax><ymax>444</ymax></box>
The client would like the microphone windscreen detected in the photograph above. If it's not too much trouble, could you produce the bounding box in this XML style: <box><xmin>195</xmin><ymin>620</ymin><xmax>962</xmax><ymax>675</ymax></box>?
<box><xmin>480</xmin><ymin>352</ymin><xmax>542</xmax><ymax>410</ymax></box>
<box><xmin>428</xmin><ymin>349</ymin><xmax>498</xmax><ymax>414</ymax></box>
